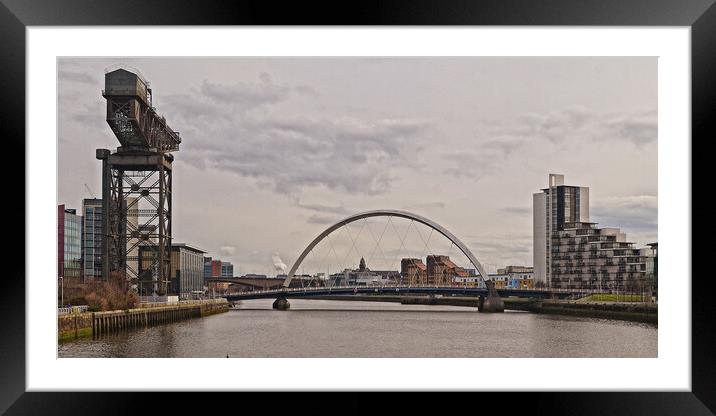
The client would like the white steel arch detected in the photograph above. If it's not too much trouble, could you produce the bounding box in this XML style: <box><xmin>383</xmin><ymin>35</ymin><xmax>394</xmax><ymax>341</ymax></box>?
<box><xmin>284</xmin><ymin>210</ymin><xmax>489</xmax><ymax>287</ymax></box>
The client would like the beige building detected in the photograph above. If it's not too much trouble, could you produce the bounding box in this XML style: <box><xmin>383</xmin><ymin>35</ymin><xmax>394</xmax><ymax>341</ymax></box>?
<box><xmin>139</xmin><ymin>242</ymin><xmax>206</xmax><ymax>298</ymax></box>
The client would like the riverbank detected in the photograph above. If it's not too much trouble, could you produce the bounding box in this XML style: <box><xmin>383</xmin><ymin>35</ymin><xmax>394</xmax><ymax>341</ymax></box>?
<box><xmin>314</xmin><ymin>294</ymin><xmax>657</xmax><ymax>324</ymax></box>
<box><xmin>58</xmin><ymin>299</ymin><xmax>229</xmax><ymax>341</ymax></box>
<box><xmin>60</xmin><ymin>298</ymin><xmax>657</xmax><ymax>358</ymax></box>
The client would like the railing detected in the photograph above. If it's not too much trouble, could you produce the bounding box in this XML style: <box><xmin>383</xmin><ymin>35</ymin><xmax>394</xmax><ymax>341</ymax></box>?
<box><xmin>225</xmin><ymin>284</ymin><xmax>603</xmax><ymax>297</ymax></box>
<box><xmin>137</xmin><ymin>298</ymin><xmax>226</xmax><ymax>308</ymax></box>
<box><xmin>58</xmin><ymin>305</ymin><xmax>88</xmax><ymax>315</ymax></box>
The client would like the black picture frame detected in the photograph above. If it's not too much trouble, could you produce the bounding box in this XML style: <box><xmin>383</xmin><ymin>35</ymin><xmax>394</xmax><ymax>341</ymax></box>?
<box><xmin>2</xmin><ymin>0</ymin><xmax>711</xmax><ymax>413</ymax></box>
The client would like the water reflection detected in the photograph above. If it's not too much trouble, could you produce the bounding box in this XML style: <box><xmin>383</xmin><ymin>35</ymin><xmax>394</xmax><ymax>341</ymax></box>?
<box><xmin>59</xmin><ymin>299</ymin><xmax>657</xmax><ymax>358</ymax></box>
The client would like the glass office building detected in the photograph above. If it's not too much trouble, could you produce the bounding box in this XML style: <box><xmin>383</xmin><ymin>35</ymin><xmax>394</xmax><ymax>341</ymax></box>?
<box><xmin>82</xmin><ymin>198</ymin><xmax>103</xmax><ymax>281</ymax></box>
<box><xmin>58</xmin><ymin>205</ymin><xmax>82</xmax><ymax>280</ymax></box>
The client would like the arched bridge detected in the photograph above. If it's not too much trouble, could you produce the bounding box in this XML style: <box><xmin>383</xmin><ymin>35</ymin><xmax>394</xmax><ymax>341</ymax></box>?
<box><xmin>226</xmin><ymin>209</ymin><xmax>599</xmax><ymax>311</ymax></box>
<box><xmin>284</xmin><ymin>209</ymin><xmax>489</xmax><ymax>288</ymax></box>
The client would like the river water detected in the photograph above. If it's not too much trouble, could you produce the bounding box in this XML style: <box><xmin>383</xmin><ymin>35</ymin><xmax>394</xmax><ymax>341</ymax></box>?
<box><xmin>58</xmin><ymin>299</ymin><xmax>657</xmax><ymax>358</ymax></box>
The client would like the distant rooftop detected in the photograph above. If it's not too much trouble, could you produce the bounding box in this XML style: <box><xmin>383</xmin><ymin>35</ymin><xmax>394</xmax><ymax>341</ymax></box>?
<box><xmin>172</xmin><ymin>242</ymin><xmax>207</xmax><ymax>253</ymax></box>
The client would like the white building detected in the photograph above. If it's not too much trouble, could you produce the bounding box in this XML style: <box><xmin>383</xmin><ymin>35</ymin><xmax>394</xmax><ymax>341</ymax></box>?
<box><xmin>453</xmin><ymin>275</ymin><xmax>485</xmax><ymax>288</ymax></box>
<box><xmin>533</xmin><ymin>174</ymin><xmax>589</xmax><ymax>286</ymax></box>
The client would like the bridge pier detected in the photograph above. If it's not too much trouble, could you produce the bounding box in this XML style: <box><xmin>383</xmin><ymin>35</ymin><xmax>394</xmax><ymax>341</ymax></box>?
<box><xmin>478</xmin><ymin>281</ymin><xmax>504</xmax><ymax>313</ymax></box>
<box><xmin>272</xmin><ymin>297</ymin><xmax>290</xmax><ymax>310</ymax></box>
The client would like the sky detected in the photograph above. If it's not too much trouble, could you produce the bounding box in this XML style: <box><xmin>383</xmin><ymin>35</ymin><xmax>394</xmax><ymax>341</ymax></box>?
<box><xmin>58</xmin><ymin>57</ymin><xmax>657</xmax><ymax>276</ymax></box>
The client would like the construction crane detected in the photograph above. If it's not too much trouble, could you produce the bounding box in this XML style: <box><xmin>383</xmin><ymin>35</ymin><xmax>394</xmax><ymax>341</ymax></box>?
<box><xmin>83</xmin><ymin>183</ymin><xmax>96</xmax><ymax>198</ymax></box>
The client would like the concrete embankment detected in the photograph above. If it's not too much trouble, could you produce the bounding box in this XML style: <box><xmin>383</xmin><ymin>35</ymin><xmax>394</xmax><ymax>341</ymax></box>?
<box><xmin>58</xmin><ymin>299</ymin><xmax>229</xmax><ymax>341</ymax></box>
<box><xmin>532</xmin><ymin>300</ymin><xmax>657</xmax><ymax>324</ymax></box>
<box><xmin>314</xmin><ymin>295</ymin><xmax>657</xmax><ymax>324</ymax></box>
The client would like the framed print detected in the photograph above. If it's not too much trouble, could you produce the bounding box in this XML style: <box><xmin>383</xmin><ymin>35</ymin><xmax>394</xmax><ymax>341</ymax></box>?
<box><xmin>2</xmin><ymin>0</ymin><xmax>712</xmax><ymax>414</ymax></box>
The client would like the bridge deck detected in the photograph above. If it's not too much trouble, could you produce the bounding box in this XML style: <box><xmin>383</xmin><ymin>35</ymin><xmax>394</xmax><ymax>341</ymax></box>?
<box><xmin>225</xmin><ymin>285</ymin><xmax>595</xmax><ymax>301</ymax></box>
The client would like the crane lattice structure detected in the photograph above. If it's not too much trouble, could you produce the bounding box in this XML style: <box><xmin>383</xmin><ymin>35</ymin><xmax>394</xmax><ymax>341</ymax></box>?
<box><xmin>97</xmin><ymin>66</ymin><xmax>182</xmax><ymax>296</ymax></box>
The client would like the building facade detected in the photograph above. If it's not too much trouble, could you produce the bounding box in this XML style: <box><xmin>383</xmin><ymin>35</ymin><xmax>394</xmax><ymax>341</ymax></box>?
<box><xmin>453</xmin><ymin>275</ymin><xmax>486</xmax><ymax>288</ymax></box>
<box><xmin>401</xmin><ymin>255</ymin><xmax>469</xmax><ymax>286</ymax></box>
<box><xmin>401</xmin><ymin>258</ymin><xmax>427</xmax><ymax>285</ymax></box>
<box><xmin>140</xmin><ymin>243</ymin><xmax>206</xmax><ymax>299</ymax></box>
<box><xmin>550</xmin><ymin>222</ymin><xmax>647</xmax><ymax>290</ymax></box>
<box><xmin>533</xmin><ymin>174</ymin><xmax>590</xmax><ymax>286</ymax></box>
<box><xmin>645</xmin><ymin>242</ymin><xmax>658</xmax><ymax>298</ymax></box>
<box><xmin>202</xmin><ymin>258</ymin><xmax>233</xmax><ymax>278</ymax></box>
<box><xmin>203</xmin><ymin>256</ymin><xmax>213</xmax><ymax>280</ymax></box>
<box><xmin>58</xmin><ymin>205</ymin><xmax>82</xmax><ymax>281</ymax></box>
<box><xmin>125</xmin><ymin>197</ymin><xmax>139</xmax><ymax>281</ymax></box>
<box><xmin>426</xmin><ymin>255</ymin><xmax>469</xmax><ymax>286</ymax></box>
<box><xmin>211</xmin><ymin>260</ymin><xmax>222</xmax><ymax>277</ymax></box>
<box><xmin>170</xmin><ymin>243</ymin><xmax>207</xmax><ymax>299</ymax></box>
<box><xmin>328</xmin><ymin>258</ymin><xmax>396</xmax><ymax>287</ymax></box>
<box><xmin>487</xmin><ymin>274</ymin><xmax>509</xmax><ymax>289</ymax></box>
<box><xmin>497</xmin><ymin>266</ymin><xmax>535</xmax><ymax>289</ymax></box>
<box><xmin>81</xmin><ymin>198</ymin><xmax>103</xmax><ymax>282</ymax></box>
<box><xmin>81</xmin><ymin>197</ymin><xmax>138</xmax><ymax>283</ymax></box>
<box><xmin>452</xmin><ymin>273</ymin><xmax>533</xmax><ymax>289</ymax></box>
<box><xmin>221</xmin><ymin>262</ymin><xmax>234</xmax><ymax>278</ymax></box>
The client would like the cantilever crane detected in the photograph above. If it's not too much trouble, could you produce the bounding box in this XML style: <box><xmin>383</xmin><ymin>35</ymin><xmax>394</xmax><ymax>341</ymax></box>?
<box><xmin>102</xmin><ymin>68</ymin><xmax>181</xmax><ymax>152</ymax></box>
<box><xmin>98</xmin><ymin>66</ymin><xmax>182</xmax><ymax>296</ymax></box>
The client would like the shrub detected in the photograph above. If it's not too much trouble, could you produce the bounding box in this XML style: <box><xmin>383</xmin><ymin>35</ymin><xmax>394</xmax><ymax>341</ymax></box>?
<box><xmin>64</xmin><ymin>273</ymin><xmax>138</xmax><ymax>312</ymax></box>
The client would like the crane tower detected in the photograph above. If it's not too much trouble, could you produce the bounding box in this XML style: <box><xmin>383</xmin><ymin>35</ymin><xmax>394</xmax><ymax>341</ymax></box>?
<box><xmin>97</xmin><ymin>66</ymin><xmax>182</xmax><ymax>296</ymax></box>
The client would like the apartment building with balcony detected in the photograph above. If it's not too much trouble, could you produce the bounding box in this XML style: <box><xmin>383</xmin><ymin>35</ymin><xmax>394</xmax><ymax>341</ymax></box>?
<box><xmin>550</xmin><ymin>222</ymin><xmax>648</xmax><ymax>290</ymax></box>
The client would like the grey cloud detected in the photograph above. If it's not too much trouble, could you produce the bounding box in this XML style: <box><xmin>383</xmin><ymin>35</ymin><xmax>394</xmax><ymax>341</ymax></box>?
<box><xmin>294</xmin><ymin>84</ymin><xmax>319</xmax><ymax>96</ymax></box>
<box><xmin>466</xmin><ymin>239</ymin><xmax>532</xmax><ymax>270</ymax></box>
<box><xmin>606</xmin><ymin>111</ymin><xmax>657</xmax><ymax>147</ymax></box>
<box><xmin>172</xmin><ymin>98</ymin><xmax>431</xmax><ymax>196</ymax></box>
<box><xmin>296</xmin><ymin>201</ymin><xmax>350</xmax><ymax>215</ymax></box>
<box><xmin>58</xmin><ymin>69</ymin><xmax>97</xmax><ymax>85</ymax></box>
<box><xmin>219</xmin><ymin>246</ymin><xmax>236</xmax><ymax>256</ymax></box>
<box><xmin>441</xmin><ymin>151</ymin><xmax>498</xmax><ymax>180</ymax></box>
<box><xmin>469</xmin><ymin>240</ymin><xmax>531</xmax><ymax>255</ymax></box>
<box><xmin>513</xmin><ymin>106</ymin><xmax>592</xmax><ymax>143</ymax></box>
<box><xmin>485</xmin><ymin>106</ymin><xmax>656</xmax><ymax>147</ymax></box>
<box><xmin>68</xmin><ymin>103</ymin><xmax>107</xmax><ymax>132</ymax></box>
<box><xmin>591</xmin><ymin>195</ymin><xmax>657</xmax><ymax>234</ymax></box>
<box><xmin>159</xmin><ymin>73</ymin><xmax>431</xmax><ymax>197</ymax></box>
<box><xmin>440</xmin><ymin>106</ymin><xmax>657</xmax><ymax>182</ymax></box>
<box><xmin>163</xmin><ymin>73</ymin><xmax>316</xmax><ymax>121</ymax></box>
<box><xmin>463</xmin><ymin>231</ymin><xmax>533</xmax><ymax>267</ymax></box>
<box><xmin>402</xmin><ymin>202</ymin><xmax>446</xmax><ymax>210</ymax></box>
<box><xmin>482</xmin><ymin>137</ymin><xmax>525</xmax><ymax>157</ymax></box>
<box><xmin>306</xmin><ymin>214</ymin><xmax>342</xmax><ymax>225</ymax></box>
<box><xmin>199</xmin><ymin>73</ymin><xmax>291</xmax><ymax>107</ymax></box>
